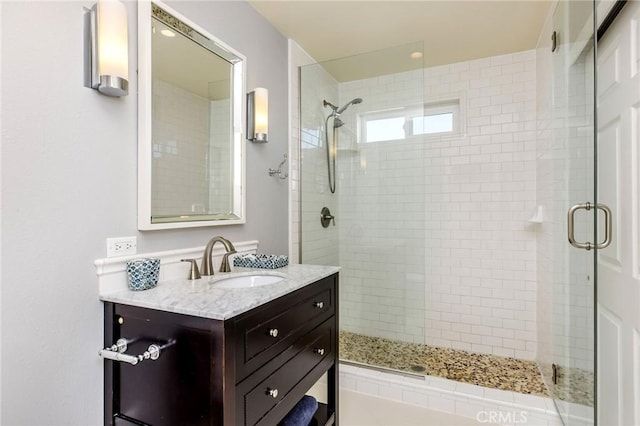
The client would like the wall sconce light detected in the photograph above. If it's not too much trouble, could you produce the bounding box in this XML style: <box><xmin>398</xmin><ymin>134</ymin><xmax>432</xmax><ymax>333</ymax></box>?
<box><xmin>84</xmin><ymin>0</ymin><xmax>129</xmax><ymax>97</ymax></box>
<box><xmin>247</xmin><ymin>88</ymin><xmax>268</xmax><ymax>143</ymax></box>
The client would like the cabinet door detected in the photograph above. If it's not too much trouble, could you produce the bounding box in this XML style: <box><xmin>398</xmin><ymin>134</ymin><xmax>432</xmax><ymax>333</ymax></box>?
<box><xmin>106</xmin><ymin>304</ymin><xmax>216</xmax><ymax>426</ymax></box>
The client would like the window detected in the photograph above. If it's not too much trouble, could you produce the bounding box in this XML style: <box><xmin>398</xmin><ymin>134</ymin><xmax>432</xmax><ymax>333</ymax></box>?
<box><xmin>361</xmin><ymin>100</ymin><xmax>460</xmax><ymax>143</ymax></box>
<box><xmin>412</xmin><ymin>112</ymin><xmax>454</xmax><ymax>134</ymax></box>
<box><xmin>365</xmin><ymin>116</ymin><xmax>406</xmax><ymax>143</ymax></box>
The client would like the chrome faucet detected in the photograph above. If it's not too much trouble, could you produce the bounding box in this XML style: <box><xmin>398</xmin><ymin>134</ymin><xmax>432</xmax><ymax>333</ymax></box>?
<box><xmin>201</xmin><ymin>236</ymin><xmax>236</xmax><ymax>275</ymax></box>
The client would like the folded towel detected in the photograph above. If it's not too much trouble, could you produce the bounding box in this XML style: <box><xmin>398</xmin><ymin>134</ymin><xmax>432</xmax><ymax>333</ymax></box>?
<box><xmin>278</xmin><ymin>395</ymin><xmax>318</xmax><ymax>426</ymax></box>
<box><xmin>233</xmin><ymin>253</ymin><xmax>289</xmax><ymax>269</ymax></box>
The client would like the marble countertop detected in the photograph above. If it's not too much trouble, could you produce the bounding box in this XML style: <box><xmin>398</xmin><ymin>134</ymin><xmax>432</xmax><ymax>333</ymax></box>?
<box><xmin>99</xmin><ymin>263</ymin><xmax>340</xmax><ymax>320</ymax></box>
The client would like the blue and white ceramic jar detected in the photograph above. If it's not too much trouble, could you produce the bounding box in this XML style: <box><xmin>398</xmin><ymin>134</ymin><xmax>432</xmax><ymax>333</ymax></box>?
<box><xmin>126</xmin><ymin>258</ymin><xmax>160</xmax><ymax>291</ymax></box>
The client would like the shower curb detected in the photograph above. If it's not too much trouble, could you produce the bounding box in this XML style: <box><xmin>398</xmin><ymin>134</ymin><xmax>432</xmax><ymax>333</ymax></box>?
<box><xmin>310</xmin><ymin>363</ymin><xmax>594</xmax><ymax>426</ymax></box>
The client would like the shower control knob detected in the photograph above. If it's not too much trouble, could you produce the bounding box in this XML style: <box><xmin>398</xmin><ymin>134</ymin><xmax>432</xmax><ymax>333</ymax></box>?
<box><xmin>269</xmin><ymin>328</ymin><xmax>279</xmax><ymax>338</ymax></box>
<box><xmin>320</xmin><ymin>207</ymin><xmax>335</xmax><ymax>228</ymax></box>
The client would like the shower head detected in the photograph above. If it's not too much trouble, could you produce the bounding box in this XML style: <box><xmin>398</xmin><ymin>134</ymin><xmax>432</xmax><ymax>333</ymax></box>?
<box><xmin>336</xmin><ymin>97</ymin><xmax>363</xmax><ymax>114</ymax></box>
<box><xmin>333</xmin><ymin>117</ymin><xmax>344</xmax><ymax>128</ymax></box>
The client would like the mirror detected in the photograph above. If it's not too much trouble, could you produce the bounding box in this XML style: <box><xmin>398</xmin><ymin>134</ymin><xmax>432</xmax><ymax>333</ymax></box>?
<box><xmin>138</xmin><ymin>0</ymin><xmax>245</xmax><ymax>230</ymax></box>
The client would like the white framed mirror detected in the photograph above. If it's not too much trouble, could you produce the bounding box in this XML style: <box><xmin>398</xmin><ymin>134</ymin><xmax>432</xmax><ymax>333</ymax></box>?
<box><xmin>138</xmin><ymin>0</ymin><xmax>246</xmax><ymax>230</ymax></box>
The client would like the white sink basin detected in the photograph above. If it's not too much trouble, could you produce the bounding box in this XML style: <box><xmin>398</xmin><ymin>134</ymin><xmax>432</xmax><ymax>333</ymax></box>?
<box><xmin>214</xmin><ymin>274</ymin><xmax>284</xmax><ymax>289</ymax></box>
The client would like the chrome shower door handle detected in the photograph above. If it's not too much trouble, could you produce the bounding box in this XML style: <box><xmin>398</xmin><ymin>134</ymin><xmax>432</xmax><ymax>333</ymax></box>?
<box><xmin>568</xmin><ymin>203</ymin><xmax>592</xmax><ymax>250</ymax></box>
<box><xmin>596</xmin><ymin>203</ymin><xmax>612</xmax><ymax>249</ymax></box>
<box><xmin>567</xmin><ymin>202</ymin><xmax>612</xmax><ymax>250</ymax></box>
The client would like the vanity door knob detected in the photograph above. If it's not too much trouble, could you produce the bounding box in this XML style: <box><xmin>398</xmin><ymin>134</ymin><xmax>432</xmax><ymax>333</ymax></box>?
<box><xmin>269</xmin><ymin>328</ymin><xmax>279</xmax><ymax>338</ymax></box>
<box><xmin>314</xmin><ymin>348</ymin><xmax>325</xmax><ymax>356</ymax></box>
<box><xmin>314</xmin><ymin>301</ymin><xmax>324</xmax><ymax>309</ymax></box>
<box><xmin>267</xmin><ymin>388</ymin><xmax>279</xmax><ymax>398</ymax></box>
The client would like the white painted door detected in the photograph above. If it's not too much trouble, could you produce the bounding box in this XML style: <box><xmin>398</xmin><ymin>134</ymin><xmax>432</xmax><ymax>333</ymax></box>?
<box><xmin>597</xmin><ymin>1</ymin><xmax>640</xmax><ymax>425</ymax></box>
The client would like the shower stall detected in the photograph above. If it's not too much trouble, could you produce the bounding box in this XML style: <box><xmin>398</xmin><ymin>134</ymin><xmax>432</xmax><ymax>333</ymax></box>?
<box><xmin>294</xmin><ymin>3</ymin><xmax>596</xmax><ymax>424</ymax></box>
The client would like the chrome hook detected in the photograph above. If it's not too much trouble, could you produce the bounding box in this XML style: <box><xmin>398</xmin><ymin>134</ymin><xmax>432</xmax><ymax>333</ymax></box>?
<box><xmin>268</xmin><ymin>154</ymin><xmax>288</xmax><ymax>180</ymax></box>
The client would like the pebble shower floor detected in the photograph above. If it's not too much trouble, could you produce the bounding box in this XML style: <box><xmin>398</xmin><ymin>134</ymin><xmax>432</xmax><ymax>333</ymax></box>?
<box><xmin>339</xmin><ymin>331</ymin><xmax>594</xmax><ymax>404</ymax></box>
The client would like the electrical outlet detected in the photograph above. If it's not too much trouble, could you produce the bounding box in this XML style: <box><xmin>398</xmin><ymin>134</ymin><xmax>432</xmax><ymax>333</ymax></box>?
<box><xmin>107</xmin><ymin>237</ymin><xmax>137</xmax><ymax>257</ymax></box>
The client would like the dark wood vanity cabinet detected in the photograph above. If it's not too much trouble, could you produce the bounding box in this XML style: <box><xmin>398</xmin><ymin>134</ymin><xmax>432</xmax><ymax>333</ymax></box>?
<box><xmin>103</xmin><ymin>273</ymin><xmax>338</xmax><ymax>426</ymax></box>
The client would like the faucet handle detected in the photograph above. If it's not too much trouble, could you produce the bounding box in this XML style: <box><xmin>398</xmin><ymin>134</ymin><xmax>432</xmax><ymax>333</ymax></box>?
<box><xmin>219</xmin><ymin>251</ymin><xmax>237</xmax><ymax>273</ymax></box>
<box><xmin>181</xmin><ymin>259</ymin><xmax>201</xmax><ymax>280</ymax></box>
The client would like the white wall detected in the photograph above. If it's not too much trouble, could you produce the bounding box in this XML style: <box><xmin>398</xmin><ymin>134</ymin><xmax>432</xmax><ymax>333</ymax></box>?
<box><xmin>0</xmin><ymin>1</ymin><xmax>288</xmax><ymax>424</ymax></box>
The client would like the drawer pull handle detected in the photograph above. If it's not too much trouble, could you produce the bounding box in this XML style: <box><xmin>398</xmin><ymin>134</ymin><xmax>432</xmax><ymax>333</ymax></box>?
<box><xmin>269</xmin><ymin>328</ymin><xmax>279</xmax><ymax>338</ymax></box>
<box><xmin>267</xmin><ymin>388</ymin><xmax>279</xmax><ymax>398</ymax></box>
<box><xmin>314</xmin><ymin>301</ymin><xmax>324</xmax><ymax>309</ymax></box>
<box><xmin>314</xmin><ymin>348</ymin><xmax>325</xmax><ymax>356</ymax></box>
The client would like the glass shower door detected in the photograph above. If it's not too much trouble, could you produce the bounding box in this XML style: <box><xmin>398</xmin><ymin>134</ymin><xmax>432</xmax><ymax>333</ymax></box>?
<box><xmin>547</xmin><ymin>1</ymin><xmax>596</xmax><ymax>424</ymax></box>
<box><xmin>299</xmin><ymin>43</ymin><xmax>427</xmax><ymax>373</ymax></box>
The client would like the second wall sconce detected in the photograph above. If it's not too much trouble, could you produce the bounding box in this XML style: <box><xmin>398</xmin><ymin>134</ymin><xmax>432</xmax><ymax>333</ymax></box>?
<box><xmin>247</xmin><ymin>87</ymin><xmax>268</xmax><ymax>143</ymax></box>
<box><xmin>84</xmin><ymin>0</ymin><xmax>129</xmax><ymax>97</ymax></box>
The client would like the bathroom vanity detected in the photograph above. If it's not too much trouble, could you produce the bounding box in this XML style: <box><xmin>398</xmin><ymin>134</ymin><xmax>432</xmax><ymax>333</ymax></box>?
<box><xmin>101</xmin><ymin>265</ymin><xmax>339</xmax><ymax>426</ymax></box>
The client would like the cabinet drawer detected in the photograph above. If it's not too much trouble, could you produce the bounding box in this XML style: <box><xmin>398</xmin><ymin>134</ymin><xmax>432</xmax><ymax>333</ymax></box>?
<box><xmin>234</xmin><ymin>274</ymin><xmax>336</xmax><ymax>380</ymax></box>
<box><xmin>242</xmin><ymin>319</ymin><xmax>334</xmax><ymax>426</ymax></box>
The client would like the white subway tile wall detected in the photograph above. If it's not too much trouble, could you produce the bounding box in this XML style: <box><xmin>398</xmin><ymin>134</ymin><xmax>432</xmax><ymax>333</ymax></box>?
<box><xmin>337</xmin><ymin>69</ymin><xmax>427</xmax><ymax>344</ymax></box>
<box><xmin>152</xmin><ymin>80</ymin><xmax>232</xmax><ymax>216</ymax></box>
<box><xmin>298</xmin><ymin>60</ymin><xmax>340</xmax><ymax>267</ymax></box>
<box><xmin>208</xmin><ymin>99</ymin><xmax>232</xmax><ymax>214</ymax></box>
<box><xmin>152</xmin><ymin>79</ymin><xmax>210</xmax><ymax>215</ymax></box>
<box><xmin>328</xmin><ymin>50</ymin><xmax>538</xmax><ymax>358</ymax></box>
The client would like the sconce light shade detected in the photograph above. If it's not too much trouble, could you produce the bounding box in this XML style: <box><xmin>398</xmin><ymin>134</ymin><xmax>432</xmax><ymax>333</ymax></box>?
<box><xmin>84</xmin><ymin>0</ymin><xmax>129</xmax><ymax>97</ymax></box>
<box><xmin>247</xmin><ymin>88</ymin><xmax>268</xmax><ymax>143</ymax></box>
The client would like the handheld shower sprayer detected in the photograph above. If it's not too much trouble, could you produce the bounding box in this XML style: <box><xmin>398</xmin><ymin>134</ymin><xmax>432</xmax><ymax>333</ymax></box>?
<box><xmin>337</xmin><ymin>98</ymin><xmax>363</xmax><ymax>114</ymax></box>
<box><xmin>322</xmin><ymin>97</ymin><xmax>364</xmax><ymax>193</ymax></box>
<box><xmin>323</xmin><ymin>98</ymin><xmax>363</xmax><ymax>115</ymax></box>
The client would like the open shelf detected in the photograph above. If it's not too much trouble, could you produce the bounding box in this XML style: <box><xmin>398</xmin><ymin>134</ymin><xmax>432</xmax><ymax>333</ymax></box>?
<box><xmin>311</xmin><ymin>402</ymin><xmax>335</xmax><ymax>426</ymax></box>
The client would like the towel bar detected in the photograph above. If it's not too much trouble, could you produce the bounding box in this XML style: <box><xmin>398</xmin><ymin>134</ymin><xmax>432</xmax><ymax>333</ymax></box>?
<box><xmin>99</xmin><ymin>337</ymin><xmax>175</xmax><ymax>366</ymax></box>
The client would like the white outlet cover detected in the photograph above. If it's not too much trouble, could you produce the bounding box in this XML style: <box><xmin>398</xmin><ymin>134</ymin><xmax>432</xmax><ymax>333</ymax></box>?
<box><xmin>106</xmin><ymin>237</ymin><xmax>137</xmax><ymax>258</ymax></box>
